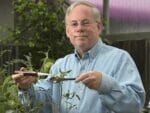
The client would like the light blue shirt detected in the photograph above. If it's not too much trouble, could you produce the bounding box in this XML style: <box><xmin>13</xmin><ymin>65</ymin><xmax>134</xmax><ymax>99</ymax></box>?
<box><xmin>19</xmin><ymin>39</ymin><xmax>145</xmax><ymax>113</ymax></box>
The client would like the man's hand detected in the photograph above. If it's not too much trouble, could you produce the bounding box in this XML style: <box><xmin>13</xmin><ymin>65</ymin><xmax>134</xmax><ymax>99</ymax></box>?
<box><xmin>12</xmin><ymin>67</ymin><xmax>36</xmax><ymax>90</ymax></box>
<box><xmin>75</xmin><ymin>71</ymin><xmax>102</xmax><ymax>90</ymax></box>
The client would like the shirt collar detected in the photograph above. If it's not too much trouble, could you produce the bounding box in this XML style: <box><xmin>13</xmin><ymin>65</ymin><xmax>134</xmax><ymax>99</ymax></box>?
<box><xmin>74</xmin><ymin>38</ymin><xmax>103</xmax><ymax>60</ymax></box>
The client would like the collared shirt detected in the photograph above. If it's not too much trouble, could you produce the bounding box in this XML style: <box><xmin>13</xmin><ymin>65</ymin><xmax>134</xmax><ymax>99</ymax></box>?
<box><xmin>19</xmin><ymin>39</ymin><xmax>145</xmax><ymax>113</ymax></box>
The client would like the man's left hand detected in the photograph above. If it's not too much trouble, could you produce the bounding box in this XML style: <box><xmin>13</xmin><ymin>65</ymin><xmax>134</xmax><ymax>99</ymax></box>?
<box><xmin>75</xmin><ymin>71</ymin><xmax>102</xmax><ymax>90</ymax></box>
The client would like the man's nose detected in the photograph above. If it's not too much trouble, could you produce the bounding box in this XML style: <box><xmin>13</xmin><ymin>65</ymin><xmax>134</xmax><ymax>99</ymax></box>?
<box><xmin>76</xmin><ymin>24</ymin><xmax>85</xmax><ymax>31</ymax></box>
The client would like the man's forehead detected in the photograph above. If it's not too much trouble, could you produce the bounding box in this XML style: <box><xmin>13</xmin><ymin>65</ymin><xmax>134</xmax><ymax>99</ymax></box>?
<box><xmin>69</xmin><ymin>19</ymin><xmax>90</xmax><ymax>23</ymax></box>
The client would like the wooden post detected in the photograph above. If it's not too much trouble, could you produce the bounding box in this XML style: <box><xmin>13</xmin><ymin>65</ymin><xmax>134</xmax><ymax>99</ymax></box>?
<box><xmin>103</xmin><ymin>0</ymin><xmax>109</xmax><ymax>35</ymax></box>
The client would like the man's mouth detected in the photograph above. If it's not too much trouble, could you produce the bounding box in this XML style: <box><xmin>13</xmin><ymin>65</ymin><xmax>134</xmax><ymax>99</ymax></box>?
<box><xmin>75</xmin><ymin>35</ymin><xmax>87</xmax><ymax>38</ymax></box>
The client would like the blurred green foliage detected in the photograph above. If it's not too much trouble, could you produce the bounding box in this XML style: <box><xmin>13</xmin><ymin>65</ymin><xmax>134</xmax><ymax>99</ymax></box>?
<box><xmin>0</xmin><ymin>49</ymin><xmax>54</xmax><ymax>113</ymax></box>
<box><xmin>2</xmin><ymin>0</ymin><xmax>73</xmax><ymax>60</ymax></box>
<box><xmin>0</xmin><ymin>0</ymin><xmax>73</xmax><ymax>70</ymax></box>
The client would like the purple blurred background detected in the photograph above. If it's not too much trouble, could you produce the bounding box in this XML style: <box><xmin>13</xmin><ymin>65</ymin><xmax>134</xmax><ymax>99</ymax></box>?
<box><xmin>69</xmin><ymin>0</ymin><xmax>150</xmax><ymax>33</ymax></box>
<box><xmin>70</xmin><ymin>0</ymin><xmax>150</xmax><ymax>22</ymax></box>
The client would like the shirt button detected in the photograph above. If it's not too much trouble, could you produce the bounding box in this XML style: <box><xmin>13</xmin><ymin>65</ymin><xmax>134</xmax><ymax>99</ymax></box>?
<box><xmin>80</xmin><ymin>65</ymin><xmax>85</xmax><ymax>71</ymax></box>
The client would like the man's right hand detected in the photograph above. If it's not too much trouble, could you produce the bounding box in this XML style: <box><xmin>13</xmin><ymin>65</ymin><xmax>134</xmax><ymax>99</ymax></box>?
<box><xmin>12</xmin><ymin>67</ymin><xmax>37</xmax><ymax>90</ymax></box>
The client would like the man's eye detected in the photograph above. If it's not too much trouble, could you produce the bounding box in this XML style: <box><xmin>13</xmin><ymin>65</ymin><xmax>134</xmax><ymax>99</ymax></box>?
<box><xmin>71</xmin><ymin>23</ymin><xmax>78</xmax><ymax>27</ymax></box>
<box><xmin>83</xmin><ymin>22</ymin><xmax>90</xmax><ymax>26</ymax></box>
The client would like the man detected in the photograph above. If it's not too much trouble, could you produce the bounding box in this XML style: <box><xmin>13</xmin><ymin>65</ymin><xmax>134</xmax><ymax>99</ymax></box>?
<box><xmin>12</xmin><ymin>1</ymin><xmax>145</xmax><ymax>113</ymax></box>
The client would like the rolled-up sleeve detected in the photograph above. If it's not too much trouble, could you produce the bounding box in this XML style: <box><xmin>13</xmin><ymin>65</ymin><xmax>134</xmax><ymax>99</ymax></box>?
<box><xmin>98</xmin><ymin>51</ymin><xmax>145</xmax><ymax>113</ymax></box>
<box><xmin>18</xmin><ymin>79</ymin><xmax>52</xmax><ymax>113</ymax></box>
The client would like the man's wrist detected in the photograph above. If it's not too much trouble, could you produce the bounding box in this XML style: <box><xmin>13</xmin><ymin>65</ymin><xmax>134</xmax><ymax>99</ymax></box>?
<box><xmin>18</xmin><ymin>85</ymin><xmax>32</xmax><ymax>91</ymax></box>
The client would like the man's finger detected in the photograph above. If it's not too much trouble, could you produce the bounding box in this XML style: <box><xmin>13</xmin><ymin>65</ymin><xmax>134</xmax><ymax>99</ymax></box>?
<box><xmin>75</xmin><ymin>73</ymin><xmax>90</xmax><ymax>83</ymax></box>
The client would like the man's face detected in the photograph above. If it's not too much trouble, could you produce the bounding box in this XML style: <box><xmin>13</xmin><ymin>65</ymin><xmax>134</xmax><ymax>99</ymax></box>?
<box><xmin>66</xmin><ymin>5</ymin><xmax>102</xmax><ymax>52</ymax></box>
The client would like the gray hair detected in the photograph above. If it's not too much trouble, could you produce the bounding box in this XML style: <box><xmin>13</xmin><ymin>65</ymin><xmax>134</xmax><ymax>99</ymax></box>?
<box><xmin>65</xmin><ymin>0</ymin><xmax>101</xmax><ymax>25</ymax></box>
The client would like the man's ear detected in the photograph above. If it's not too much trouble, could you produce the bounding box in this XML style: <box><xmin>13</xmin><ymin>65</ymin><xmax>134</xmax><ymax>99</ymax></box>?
<box><xmin>97</xmin><ymin>22</ymin><xmax>102</xmax><ymax>30</ymax></box>
<box><xmin>66</xmin><ymin>26</ymin><xmax>70</xmax><ymax>38</ymax></box>
<box><xmin>97</xmin><ymin>23</ymin><xmax>102</xmax><ymax>34</ymax></box>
